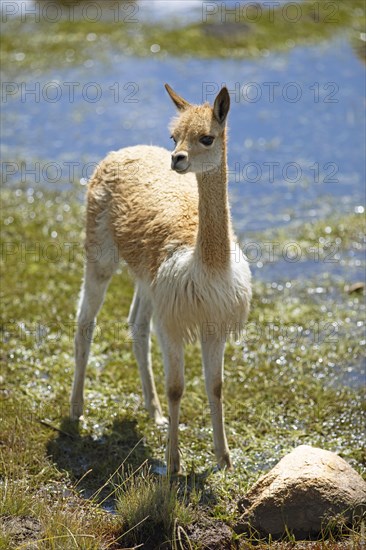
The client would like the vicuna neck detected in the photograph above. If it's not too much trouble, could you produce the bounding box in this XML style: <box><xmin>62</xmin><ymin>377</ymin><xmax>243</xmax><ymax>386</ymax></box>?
<box><xmin>195</xmin><ymin>133</ymin><xmax>232</xmax><ymax>270</ymax></box>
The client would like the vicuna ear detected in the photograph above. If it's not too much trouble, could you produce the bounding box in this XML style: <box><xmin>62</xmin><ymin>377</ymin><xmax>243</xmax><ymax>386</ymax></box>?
<box><xmin>213</xmin><ymin>87</ymin><xmax>230</xmax><ymax>124</ymax></box>
<box><xmin>165</xmin><ymin>83</ymin><xmax>191</xmax><ymax>111</ymax></box>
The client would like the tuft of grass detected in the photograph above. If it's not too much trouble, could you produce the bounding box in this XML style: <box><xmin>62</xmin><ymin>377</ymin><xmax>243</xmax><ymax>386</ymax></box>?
<box><xmin>114</xmin><ymin>466</ymin><xmax>196</xmax><ymax>548</ymax></box>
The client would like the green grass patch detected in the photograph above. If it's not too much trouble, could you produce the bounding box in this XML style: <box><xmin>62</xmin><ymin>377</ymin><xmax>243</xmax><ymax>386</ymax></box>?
<box><xmin>1</xmin><ymin>0</ymin><xmax>365</xmax><ymax>75</ymax></box>
<box><xmin>1</xmin><ymin>187</ymin><xmax>365</xmax><ymax>547</ymax></box>
<box><xmin>246</xmin><ymin>212</ymin><xmax>365</xmax><ymax>258</ymax></box>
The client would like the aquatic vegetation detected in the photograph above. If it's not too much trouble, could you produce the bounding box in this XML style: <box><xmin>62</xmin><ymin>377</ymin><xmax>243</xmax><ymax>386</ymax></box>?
<box><xmin>1</xmin><ymin>0</ymin><xmax>365</xmax><ymax>74</ymax></box>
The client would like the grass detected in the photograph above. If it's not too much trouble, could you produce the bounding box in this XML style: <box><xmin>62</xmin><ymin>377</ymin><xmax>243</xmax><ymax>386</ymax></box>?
<box><xmin>1</xmin><ymin>186</ymin><xmax>365</xmax><ymax>548</ymax></box>
<box><xmin>114</xmin><ymin>466</ymin><xmax>197</xmax><ymax>548</ymax></box>
<box><xmin>0</xmin><ymin>476</ymin><xmax>117</xmax><ymax>549</ymax></box>
<box><xmin>1</xmin><ymin>0</ymin><xmax>365</xmax><ymax>75</ymax></box>
<box><xmin>245</xmin><ymin>212</ymin><xmax>366</xmax><ymax>255</ymax></box>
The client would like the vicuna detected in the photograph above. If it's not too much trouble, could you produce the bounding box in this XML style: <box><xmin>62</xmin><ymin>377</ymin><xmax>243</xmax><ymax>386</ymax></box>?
<box><xmin>70</xmin><ymin>84</ymin><xmax>252</xmax><ymax>473</ymax></box>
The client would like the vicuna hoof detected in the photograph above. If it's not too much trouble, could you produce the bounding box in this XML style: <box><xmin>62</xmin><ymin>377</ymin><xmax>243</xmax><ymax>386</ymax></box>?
<box><xmin>217</xmin><ymin>452</ymin><xmax>233</xmax><ymax>470</ymax></box>
<box><xmin>70</xmin><ymin>401</ymin><xmax>83</xmax><ymax>421</ymax></box>
<box><xmin>166</xmin><ymin>450</ymin><xmax>181</xmax><ymax>475</ymax></box>
<box><xmin>154</xmin><ymin>413</ymin><xmax>169</xmax><ymax>426</ymax></box>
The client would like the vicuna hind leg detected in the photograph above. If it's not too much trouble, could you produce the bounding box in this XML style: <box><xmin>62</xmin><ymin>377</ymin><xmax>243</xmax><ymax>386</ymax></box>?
<box><xmin>201</xmin><ymin>330</ymin><xmax>232</xmax><ymax>469</ymax></box>
<box><xmin>70</xmin><ymin>256</ymin><xmax>116</xmax><ymax>420</ymax></box>
<box><xmin>128</xmin><ymin>287</ymin><xmax>166</xmax><ymax>425</ymax></box>
<box><xmin>157</xmin><ymin>326</ymin><xmax>184</xmax><ymax>474</ymax></box>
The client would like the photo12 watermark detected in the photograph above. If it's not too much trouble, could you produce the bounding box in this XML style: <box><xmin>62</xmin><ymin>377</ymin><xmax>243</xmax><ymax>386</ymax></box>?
<box><xmin>1</xmin><ymin>1</ymin><xmax>139</xmax><ymax>23</ymax></box>
<box><xmin>201</xmin><ymin>2</ymin><xmax>340</xmax><ymax>24</ymax></box>
<box><xmin>2</xmin><ymin>81</ymin><xmax>139</xmax><ymax>104</ymax></box>
<box><xmin>1</xmin><ymin>237</ymin><xmax>342</xmax><ymax>266</ymax></box>
<box><xmin>1</xmin><ymin>317</ymin><xmax>341</xmax><ymax>348</ymax></box>
<box><xmin>202</xmin><ymin>81</ymin><xmax>339</xmax><ymax>104</ymax></box>
<box><xmin>0</xmin><ymin>158</ymin><xmax>340</xmax><ymax>186</ymax></box>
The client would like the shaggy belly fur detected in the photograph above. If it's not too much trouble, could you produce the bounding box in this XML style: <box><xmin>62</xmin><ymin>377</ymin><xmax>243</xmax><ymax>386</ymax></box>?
<box><xmin>149</xmin><ymin>247</ymin><xmax>252</xmax><ymax>342</ymax></box>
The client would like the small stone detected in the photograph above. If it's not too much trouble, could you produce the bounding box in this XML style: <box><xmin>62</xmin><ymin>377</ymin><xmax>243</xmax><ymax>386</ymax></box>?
<box><xmin>0</xmin><ymin>515</ymin><xmax>42</xmax><ymax>547</ymax></box>
<box><xmin>345</xmin><ymin>282</ymin><xmax>365</xmax><ymax>294</ymax></box>
<box><xmin>185</xmin><ymin>517</ymin><xmax>233</xmax><ymax>548</ymax></box>
<box><xmin>235</xmin><ymin>445</ymin><xmax>366</xmax><ymax>539</ymax></box>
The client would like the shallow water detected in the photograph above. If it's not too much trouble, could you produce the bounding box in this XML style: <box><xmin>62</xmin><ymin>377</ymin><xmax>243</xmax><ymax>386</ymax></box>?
<box><xmin>3</xmin><ymin>36</ymin><xmax>364</xmax><ymax>229</ymax></box>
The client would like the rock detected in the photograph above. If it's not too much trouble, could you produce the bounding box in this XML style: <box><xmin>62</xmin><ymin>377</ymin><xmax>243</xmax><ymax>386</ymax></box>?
<box><xmin>236</xmin><ymin>445</ymin><xmax>366</xmax><ymax>539</ymax></box>
<box><xmin>345</xmin><ymin>282</ymin><xmax>365</xmax><ymax>294</ymax></box>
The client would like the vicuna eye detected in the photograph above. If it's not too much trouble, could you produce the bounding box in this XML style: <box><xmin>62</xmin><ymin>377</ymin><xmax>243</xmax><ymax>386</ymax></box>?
<box><xmin>199</xmin><ymin>135</ymin><xmax>215</xmax><ymax>146</ymax></box>
<box><xmin>170</xmin><ymin>135</ymin><xmax>177</xmax><ymax>144</ymax></box>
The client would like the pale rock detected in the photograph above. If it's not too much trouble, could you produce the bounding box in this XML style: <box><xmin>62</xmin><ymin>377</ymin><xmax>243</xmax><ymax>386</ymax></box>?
<box><xmin>236</xmin><ymin>445</ymin><xmax>366</xmax><ymax>539</ymax></box>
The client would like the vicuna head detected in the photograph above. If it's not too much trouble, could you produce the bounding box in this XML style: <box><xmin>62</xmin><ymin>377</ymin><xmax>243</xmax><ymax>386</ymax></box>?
<box><xmin>165</xmin><ymin>84</ymin><xmax>230</xmax><ymax>174</ymax></box>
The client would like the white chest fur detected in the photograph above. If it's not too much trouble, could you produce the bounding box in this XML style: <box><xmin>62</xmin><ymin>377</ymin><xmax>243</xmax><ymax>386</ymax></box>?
<box><xmin>150</xmin><ymin>246</ymin><xmax>252</xmax><ymax>341</ymax></box>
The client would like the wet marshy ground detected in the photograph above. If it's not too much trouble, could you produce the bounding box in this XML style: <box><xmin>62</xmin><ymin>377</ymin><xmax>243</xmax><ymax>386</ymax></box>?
<box><xmin>1</xmin><ymin>1</ymin><xmax>365</xmax><ymax>548</ymax></box>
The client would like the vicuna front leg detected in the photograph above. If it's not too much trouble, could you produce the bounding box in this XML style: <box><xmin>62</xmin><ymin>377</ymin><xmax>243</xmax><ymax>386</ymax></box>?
<box><xmin>70</xmin><ymin>259</ymin><xmax>115</xmax><ymax>420</ymax></box>
<box><xmin>128</xmin><ymin>287</ymin><xmax>165</xmax><ymax>425</ymax></box>
<box><xmin>157</xmin><ymin>327</ymin><xmax>184</xmax><ymax>474</ymax></box>
<box><xmin>201</xmin><ymin>330</ymin><xmax>232</xmax><ymax>469</ymax></box>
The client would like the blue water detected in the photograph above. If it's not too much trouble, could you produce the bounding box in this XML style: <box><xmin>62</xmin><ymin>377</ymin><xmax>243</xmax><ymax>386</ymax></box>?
<box><xmin>2</xmin><ymin>36</ymin><xmax>365</xmax><ymax>235</ymax></box>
